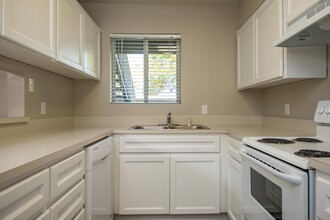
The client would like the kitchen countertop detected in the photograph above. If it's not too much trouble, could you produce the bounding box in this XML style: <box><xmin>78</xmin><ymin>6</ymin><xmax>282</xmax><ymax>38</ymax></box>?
<box><xmin>0</xmin><ymin>124</ymin><xmax>317</xmax><ymax>186</ymax></box>
<box><xmin>309</xmin><ymin>158</ymin><xmax>330</xmax><ymax>175</ymax></box>
<box><xmin>0</xmin><ymin>127</ymin><xmax>112</xmax><ymax>186</ymax></box>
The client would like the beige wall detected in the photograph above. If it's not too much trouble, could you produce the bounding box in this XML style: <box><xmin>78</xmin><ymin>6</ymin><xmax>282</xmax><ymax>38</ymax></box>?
<box><xmin>0</xmin><ymin>56</ymin><xmax>73</xmax><ymax>119</ymax></box>
<box><xmin>74</xmin><ymin>3</ymin><xmax>264</xmax><ymax>117</ymax></box>
<box><xmin>238</xmin><ymin>0</ymin><xmax>330</xmax><ymax>120</ymax></box>
<box><xmin>237</xmin><ymin>0</ymin><xmax>264</xmax><ymax>27</ymax></box>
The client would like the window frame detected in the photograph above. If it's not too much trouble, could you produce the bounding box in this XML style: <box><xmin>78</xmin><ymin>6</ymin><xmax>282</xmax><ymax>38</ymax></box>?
<box><xmin>110</xmin><ymin>34</ymin><xmax>181</xmax><ymax>104</ymax></box>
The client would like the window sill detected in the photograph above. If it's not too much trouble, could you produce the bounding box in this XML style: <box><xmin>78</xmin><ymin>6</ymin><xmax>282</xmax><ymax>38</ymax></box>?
<box><xmin>0</xmin><ymin>117</ymin><xmax>30</xmax><ymax>125</ymax></box>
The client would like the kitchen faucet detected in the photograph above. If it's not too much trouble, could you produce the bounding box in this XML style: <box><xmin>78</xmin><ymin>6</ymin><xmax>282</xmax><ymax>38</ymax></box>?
<box><xmin>167</xmin><ymin>113</ymin><xmax>172</xmax><ymax>126</ymax></box>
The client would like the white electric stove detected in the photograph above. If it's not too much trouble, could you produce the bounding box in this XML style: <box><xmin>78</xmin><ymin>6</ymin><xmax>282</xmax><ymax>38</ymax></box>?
<box><xmin>241</xmin><ymin>100</ymin><xmax>330</xmax><ymax>220</ymax></box>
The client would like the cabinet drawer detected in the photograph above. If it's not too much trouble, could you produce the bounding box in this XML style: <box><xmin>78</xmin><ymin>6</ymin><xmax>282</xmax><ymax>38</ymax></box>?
<box><xmin>50</xmin><ymin>180</ymin><xmax>85</xmax><ymax>220</ymax></box>
<box><xmin>119</xmin><ymin>135</ymin><xmax>220</xmax><ymax>153</ymax></box>
<box><xmin>73</xmin><ymin>209</ymin><xmax>85</xmax><ymax>220</ymax></box>
<box><xmin>50</xmin><ymin>151</ymin><xmax>85</xmax><ymax>201</ymax></box>
<box><xmin>228</xmin><ymin>137</ymin><xmax>243</xmax><ymax>164</ymax></box>
<box><xmin>0</xmin><ymin>169</ymin><xmax>49</xmax><ymax>220</ymax></box>
<box><xmin>35</xmin><ymin>209</ymin><xmax>50</xmax><ymax>220</ymax></box>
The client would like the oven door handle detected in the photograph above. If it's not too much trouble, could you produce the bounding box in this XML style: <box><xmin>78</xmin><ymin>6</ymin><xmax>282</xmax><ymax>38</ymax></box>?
<box><xmin>240</xmin><ymin>151</ymin><xmax>302</xmax><ymax>185</ymax></box>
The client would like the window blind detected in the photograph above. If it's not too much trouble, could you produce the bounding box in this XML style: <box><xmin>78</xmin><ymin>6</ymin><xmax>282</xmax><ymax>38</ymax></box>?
<box><xmin>110</xmin><ymin>34</ymin><xmax>181</xmax><ymax>104</ymax></box>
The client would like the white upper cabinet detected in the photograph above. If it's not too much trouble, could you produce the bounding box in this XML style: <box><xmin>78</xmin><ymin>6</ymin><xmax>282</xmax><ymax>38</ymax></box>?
<box><xmin>237</xmin><ymin>16</ymin><xmax>255</xmax><ymax>89</ymax></box>
<box><xmin>57</xmin><ymin>0</ymin><xmax>84</xmax><ymax>71</ymax></box>
<box><xmin>284</xmin><ymin>0</ymin><xmax>321</xmax><ymax>24</ymax></box>
<box><xmin>237</xmin><ymin>0</ymin><xmax>326</xmax><ymax>90</ymax></box>
<box><xmin>84</xmin><ymin>14</ymin><xmax>100</xmax><ymax>79</ymax></box>
<box><xmin>0</xmin><ymin>0</ymin><xmax>2</xmax><ymax>35</ymax></box>
<box><xmin>255</xmin><ymin>0</ymin><xmax>284</xmax><ymax>83</ymax></box>
<box><xmin>2</xmin><ymin>0</ymin><xmax>56</xmax><ymax>58</ymax></box>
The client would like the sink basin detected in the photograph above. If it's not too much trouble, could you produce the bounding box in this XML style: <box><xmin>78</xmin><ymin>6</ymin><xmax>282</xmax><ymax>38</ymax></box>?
<box><xmin>129</xmin><ymin>124</ymin><xmax>210</xmax><ymax>130</ymax></box>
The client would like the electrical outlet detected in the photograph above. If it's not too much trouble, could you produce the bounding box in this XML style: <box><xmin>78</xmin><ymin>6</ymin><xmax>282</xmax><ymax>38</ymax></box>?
<box><xmin>41</xmin><ymin>102</ymin><xmax>46</xmax><ymax>115</ymax></box>
<box><xmin>28</xmin><ymin>78</ymin><xmax>34</xmax><ymax>92</ymax></box>
<box><xmin>202</xmin><ymin>105</ymin><xmax>208</xmax><ymax>115</ymax></box>
<box><xmin>285</xmin><ymin>104</ymin><xmax>290</xmax><ymax>115</ymax></box>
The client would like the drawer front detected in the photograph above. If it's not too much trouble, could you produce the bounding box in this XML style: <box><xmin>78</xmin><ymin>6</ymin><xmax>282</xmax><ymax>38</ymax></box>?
<box><xmin>73</xmin><ymin>209</ymin><xmax>85</xmax><ymax>220</ymax></box>
<box><xmin>50</xmin><ymin>180</ymin><xmax>85</xmax><ymax>220</ymax></box>
<box><xmin>35</xmin><ymin>209</ymin><xmax>51</xmax><ymax>220</ymax></box>
<box><xmin>120</xmin><ymin>135</ymin><xmax>220</xmax><ymax>153</ymax></box>
<box><xmin>228</xmin><ymin>137</ymin><xmax>242</xmax><ymax>164</ymax></box>
<box><xmin>50</xmin><ymin>151</ymin><xmax>85</xmax><ymax>200</ymax></box>
<box><xmin>0</xmin><ymin>169</ymin><xmax>50</xmax><ymax>220</ymax></box>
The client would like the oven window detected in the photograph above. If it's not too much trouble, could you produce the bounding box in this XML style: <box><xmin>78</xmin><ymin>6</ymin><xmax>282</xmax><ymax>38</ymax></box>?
<box><xmin>251</xmin><ymin>168</ymin><xmax>282</xmax><ymax>220</ymax></box>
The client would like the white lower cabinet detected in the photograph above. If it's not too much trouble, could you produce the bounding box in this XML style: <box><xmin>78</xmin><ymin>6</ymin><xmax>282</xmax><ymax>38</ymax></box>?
<box><xmin>0</xmin><ymin>169</ymin><xmax>50</xmax><ymax>220</ymax></box>
<box><xmin>170</xmin><ymin>154</ymin><xmax>220</xmax><ymax>214</ymax></box>
<box><xmin>49</xmin><ymin>180</ymin><xmax>85</xmax><ymax>220</ymax></box>
<box><xmin>35</xmin><ymin>209</ymin><xmax>51</xmax><ymax>220</ymax></box>
<box><xmin>50</xmin><ymin>151</ymin><xmax>85</xmax><ymax>201</ymax></box>
<box><xmin>316</xmin><ymin>171</ymin><xmax>330</xmax><ymax>220</ymax></box>
<box><xmin>226</xmin><ymin>137</ymin><xmax>242</xmax><ymax>220</ymax></box>
<box><xmin>0</xmin><ymin>150</ymin><xmax>86</xmax><ymax>220</ymax></box>
<box><xmin>119</xmin><ymin>154</ymin><xmax>170</xmax><ymax>215</ymax></box>
<box><xmin>117</xmin><ymin>135</ymin><xmax>222</xmax><ymax>216</ymax></box>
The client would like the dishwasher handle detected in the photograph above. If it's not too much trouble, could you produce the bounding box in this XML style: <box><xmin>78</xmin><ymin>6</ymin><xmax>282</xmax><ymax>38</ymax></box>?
<box><xmin>240</xmin><ymin>151</ymin><xmax>302</xmax><ymax>185</ymax></box>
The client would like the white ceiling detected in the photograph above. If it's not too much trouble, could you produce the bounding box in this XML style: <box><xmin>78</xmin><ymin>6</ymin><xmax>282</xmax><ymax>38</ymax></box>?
<box><xmin>78</xmin><ymin>0</ymin><xmax>239</xmax><ymax>5</ymax></box>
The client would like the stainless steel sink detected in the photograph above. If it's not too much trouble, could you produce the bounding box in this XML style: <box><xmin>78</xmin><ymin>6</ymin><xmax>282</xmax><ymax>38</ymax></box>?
<box><xmin>129</xmin><ymin>124</ymin><xmax>210</xmax><ymax>130</ymax></box>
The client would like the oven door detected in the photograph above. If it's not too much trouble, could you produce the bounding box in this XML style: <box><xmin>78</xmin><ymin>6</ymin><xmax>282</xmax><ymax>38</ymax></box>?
<box><xmin>240</xmin><ymin>146</ymin><xmax>309</xmax><ymax>220</ymax></box>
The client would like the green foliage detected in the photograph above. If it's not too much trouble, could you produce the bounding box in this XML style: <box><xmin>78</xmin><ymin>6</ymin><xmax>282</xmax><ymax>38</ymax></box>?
<box><xmin>148</xmin><ymin>53</ymin><xmax>177</xmax><ymax>95</ymax></box>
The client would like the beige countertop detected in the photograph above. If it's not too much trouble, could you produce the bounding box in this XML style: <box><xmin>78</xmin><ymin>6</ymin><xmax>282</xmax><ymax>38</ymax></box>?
<box><xmin>0</xmin><ymin>124</ymin><xmax>318</xmax><ymax>186</ymax></box>
<box><xmin>0</xmin><ymin>127</ymin><xmax>112</xmax><ymax>186</ymax></box>
<box><xmin>309</xmin><ymin>158</ymin><xmax>330</xmax><ymax>175</ymax></box>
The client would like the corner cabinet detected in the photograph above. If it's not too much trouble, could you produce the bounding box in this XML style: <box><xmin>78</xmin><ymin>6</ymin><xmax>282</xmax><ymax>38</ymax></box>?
<box><xmin>117</xmin><ymin>135</ymin><xmax>221</xmax><ymax>215</ymax></box>
<box><xmin>0</xmin><ymin>0</ymin><xmax>100</xmax><ymax>80</ymax></box>
<box><xmin>237</xmin><ymin>0</ymin><xmax>326</xmax><ymax>90</ymax></box>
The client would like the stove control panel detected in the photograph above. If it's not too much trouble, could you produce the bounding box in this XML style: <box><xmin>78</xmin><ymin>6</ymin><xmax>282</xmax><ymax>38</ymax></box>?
<box><xmin>314</xmin><ymin>100</ymin><xmax>330</xmax><ymax>124</ymax></box>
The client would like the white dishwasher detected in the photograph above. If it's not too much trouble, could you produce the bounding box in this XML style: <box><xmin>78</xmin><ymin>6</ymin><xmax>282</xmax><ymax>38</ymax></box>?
<box><xmin>85</xmin><ymin>137</ymin><xmax>113</xmax><ymax>220</ymax></box>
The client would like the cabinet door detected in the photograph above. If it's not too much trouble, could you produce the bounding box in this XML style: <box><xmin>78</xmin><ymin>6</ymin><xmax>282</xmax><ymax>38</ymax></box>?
<box><xmin>255</xmin><ymin>0</ymin><xmax>284</xmax><ymax>83</ymax></box>
<box><xmin>119</xmin><ymin>154</ymin><xmax>170</xmax><ymax>215</ymax></box>
<box><xmin>49</xmin><ymin>180</ymin><xmax>85</xmax><ymax>220</ymax></box>
<box><xmin>237</xmin><ymin>16</ymin><xmax>255</xmax><ymax>89</ymax></box>
<box><xmin>0</xmin><ymin>169</ymin><xmax>49</xmax><ymax>220</ymax></box>
<box><xmin>57</xmin><ymin>0</ymin><xmax>84</xmax><ymax>71</ymax></box>
<box><xmin>2</xmin><ymin>0</ymin><xmax>56</xmax><ymax>58</ymax></box>
<box><xmin>284</xmin><ymin>0</ymin><xmax>320</xmax><ymax>24</ymax></box>
<box><xmin>227</xmin><ymin>156</ymin><xmax>242</xmax><ymax>220</ymax></box>
<box><xmin>316</xmin><ymin>171</ymin><xmax>330</xmax><ymax>220</ymax></box>
<box><xmin>84</xmin><ymin>14</ymin><xmax>100</xmax><ymax>79</ymax></box>
<box><xmin>170</xmin><ymin>154</ymin><xmax>220</xmax><ymax>214</ymax></box>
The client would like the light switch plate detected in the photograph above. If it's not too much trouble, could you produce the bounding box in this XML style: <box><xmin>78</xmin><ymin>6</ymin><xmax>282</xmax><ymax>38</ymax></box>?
<box><xmin>202</xmin><ymin>105</ymin><xmax>208</xmax><ymax>115</ymax></box>
<box><xmin>41</xmin><ymin>102</ymin><xmax>46</xmax><ymax>115</ymax></box>
<box><xmin>28</xmin><ymin>78</ymin><xmax>34</xmax><ymax>93</ymax></box>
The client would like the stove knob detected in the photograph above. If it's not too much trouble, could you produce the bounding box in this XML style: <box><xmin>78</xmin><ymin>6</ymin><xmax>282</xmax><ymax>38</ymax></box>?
<box><xmin>318</xmin><ymin>106</ymin><xmax>325</xmax><ymax>114</ymax></box>
<box><xmin>326</xmin><ymin>106</ymin><xmax>330</xmax><ymax>115</ymax></box>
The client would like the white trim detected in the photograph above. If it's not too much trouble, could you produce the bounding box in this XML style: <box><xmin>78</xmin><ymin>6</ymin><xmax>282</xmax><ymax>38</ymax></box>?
<box><xmin>110</xmin><ymin>33</ymin><xmax>181</xmax><ymax>39</ymax></box>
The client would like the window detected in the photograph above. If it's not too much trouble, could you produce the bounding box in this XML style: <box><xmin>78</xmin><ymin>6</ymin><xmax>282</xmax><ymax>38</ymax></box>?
<box><xmin>110</xmin><ymin>34</ymin><xmax>181</xmax><ymax>103</ymax></box>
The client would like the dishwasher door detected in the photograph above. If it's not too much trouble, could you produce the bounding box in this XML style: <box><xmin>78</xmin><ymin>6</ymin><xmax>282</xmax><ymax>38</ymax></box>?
<box><xmin>85</xmin><ymin>137</ymin><xmax>113</xmax><ymax>220</ymax></box>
